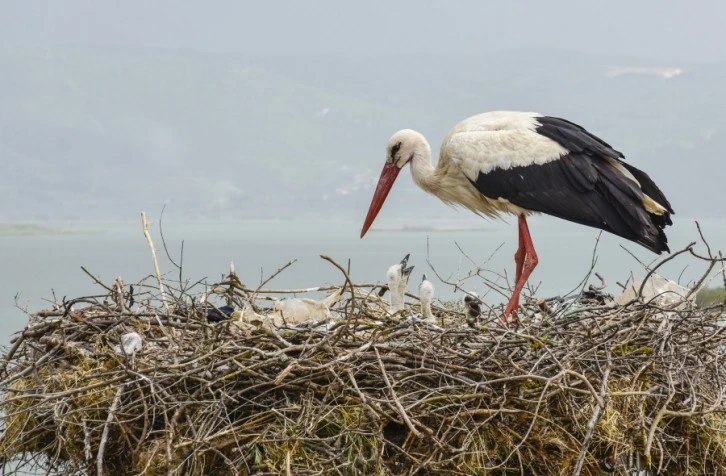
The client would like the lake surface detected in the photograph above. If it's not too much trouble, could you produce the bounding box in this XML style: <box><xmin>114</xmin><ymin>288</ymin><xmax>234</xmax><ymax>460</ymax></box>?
<box><xmin>1</xmin><ymin>216</ymin><xmax>724</xmax><ymax>344</ymax></box>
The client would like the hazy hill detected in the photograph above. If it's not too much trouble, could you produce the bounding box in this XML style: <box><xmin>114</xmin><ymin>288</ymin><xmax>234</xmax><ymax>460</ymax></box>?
<box><xmin>0</xmin><ymin>45</ymin><xmax>722</xmax><ymax>222</ymax></box>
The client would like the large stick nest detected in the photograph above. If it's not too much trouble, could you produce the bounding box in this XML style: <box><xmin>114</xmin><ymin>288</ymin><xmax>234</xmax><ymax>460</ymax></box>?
<box><xmin>1</xmin><ymin>244</ymin><xmax>726</xmax><ymax>475</ymax></box>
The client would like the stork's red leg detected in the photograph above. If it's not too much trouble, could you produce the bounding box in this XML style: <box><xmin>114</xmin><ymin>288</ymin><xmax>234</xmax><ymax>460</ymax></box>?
<box><xmin>503</xmin><ymin>215</ymin><xmax>539</xmax><ymax>323</ymax></box>
<box><xmin>514</xmin><ymin>215</ymin><xmax>526</xmax><ymax>284</ymax></box>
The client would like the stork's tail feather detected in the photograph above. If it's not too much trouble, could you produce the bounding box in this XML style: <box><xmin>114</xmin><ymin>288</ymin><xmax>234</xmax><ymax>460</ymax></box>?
<box><xmin>630</xmin><ymin>200</ymin><xmax>671</xmax><ymax>254</ymax></box>
<box><xmin>620</xmin><ymin>163</ymin><xmax>674</xmax><ymax>218</ymax></box>
<box><xmin>614</xmin><ymin>196</ymin><xmax>671</xmax><ymax>255</ymax></box>
<box><xmin>621</xmin><ymin>163</ymin><xmax>673</xmax><ymax>254</ymax></box>
<box><xmin>640</xmin><ymin>219</ymin><xmax>670</xmax><ymax>254</ymax></box>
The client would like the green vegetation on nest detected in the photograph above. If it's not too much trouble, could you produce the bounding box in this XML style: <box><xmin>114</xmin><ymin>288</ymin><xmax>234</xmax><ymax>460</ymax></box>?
<box><xmin>696</xmin><ymin>287</ymin><xmax>726</xmax><ymax>306</ymax></box>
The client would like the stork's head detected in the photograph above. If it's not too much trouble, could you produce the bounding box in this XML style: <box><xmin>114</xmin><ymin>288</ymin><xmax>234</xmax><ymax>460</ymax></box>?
<box><xmin>419</xmin><ymin>274</ymin><xmax>435</xmax><ymax>301</ymax></box>
<box><xmin>386</xmin><ymin>253</ymin><xmax>413</xmax><ymax>288</ymax></box>
<box><xmin>360</xmin><ymin>130</ymin><xmax>427</xmax><ymax>238</ymax></box>
<box><xmin>387</xmin><ymin>129</ymin><xmax>420</xmax><ymax>168</ymax></box>
<box><xmin>463</xmin><ymin>292</ymin><xmax>482</xmax><ymax>319</ymax></box>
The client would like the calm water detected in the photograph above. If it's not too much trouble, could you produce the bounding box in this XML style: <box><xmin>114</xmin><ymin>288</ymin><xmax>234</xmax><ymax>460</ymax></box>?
<box><xmin>1</xmin><ymin>216</ymin><xmax>724</xmax><ymax>343</ymax></box>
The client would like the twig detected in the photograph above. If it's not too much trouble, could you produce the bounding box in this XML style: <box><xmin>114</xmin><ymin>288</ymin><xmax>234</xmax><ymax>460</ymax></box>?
<box><xmin>97</xmin><ymin>383</ymin><xmax>125</xmax><ymax>476</ymax></box>
<box><xmin>84</xmin><ymin>419</ymin><xmax>93</xmax><ymax>462</ymax></box>
<box><xmin>141</xmin><ymin>211</ymin><xmax>169</xmax><ymax>313</ymax></box>
<box><xmin>158</xmin><ymin>204</ymin><xmax>183</xmax><ymax>282</ymax></box>
<box><xmin>239</xmin><ymin>283</ymin><xmax>380</xmax><ymax>294</ymax></box>
<box><xmin>696</xmin><ymin>221</ymin><xmax>712</xmax><ymax>259</ymax></box>
<box><xmin>572</xmin><ymin>363</ymin><xmax>611</xmax><ymax>475</ymax></box>
<box><xmin>645</xmin><ymin>379</ymin><xmax>676</xmax><ymax>466</ymax></box>
<box><xmin>249</xmin><ymin>260</ymin><xmax>298</xmax><ymax>304</ymax></box>
<box><xmin>374</xmin><ymin>346</ymin><xmax>423</xmax><ymax>439</ymax></box>
<box><xmin>320</xmin><ymin>254</ymin><xmax>356</xmax><ymax>321</ymax></box>
<box><xmin>637</xmin><ymin>243</ymin><xmax>695</xmax><ymax>300</ymax></box>
<box><xmin>80</xmin><ymin>266</ymin><xmax>114</xmax><ymax>293</ymax></box>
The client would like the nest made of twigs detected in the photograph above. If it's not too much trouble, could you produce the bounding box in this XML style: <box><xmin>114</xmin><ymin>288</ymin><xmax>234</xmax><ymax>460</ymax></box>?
<box><xmin>2</xmin><ymin>248</ymin><xmax>726</xmax><ymax>476</ymax></box>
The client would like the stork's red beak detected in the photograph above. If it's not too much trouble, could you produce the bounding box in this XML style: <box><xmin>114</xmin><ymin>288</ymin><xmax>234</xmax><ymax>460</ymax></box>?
<box><xmin>360</xmin><ymin>162</ymin><xmax>401</xmax><ymax>238</ymax></box>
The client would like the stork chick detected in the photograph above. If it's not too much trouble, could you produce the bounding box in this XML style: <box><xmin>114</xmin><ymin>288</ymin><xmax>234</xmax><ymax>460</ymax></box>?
<box><xmin>206</xmin><ymin>305</ymin><xmax>235</xmax><ymax>323</ymax></box>
<box><xmin>270</xmin><ymin>288</ymin><xmax>344</xmax><ymax>326</ymax></box>
<box><xmin>464</xmin><ymin>292</ymin><xmax>483</xmax><ymax>328</ymax></box>
<box><xmin>387</xmin><ymin>253</ymin><xmax>414</xmax><ymax>314</ymax></box>
<box><xmin>114</xmin><ymin>332</ymin><xmax>143</xmax><ymax>363</ymax></box>
<box><xmin>419</xmin><ymin>274</ymin><xmax>435</xmax><ymax>323</ymax></box>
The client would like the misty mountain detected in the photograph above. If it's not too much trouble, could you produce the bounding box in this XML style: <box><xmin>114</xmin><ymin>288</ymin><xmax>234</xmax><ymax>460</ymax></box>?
<box><xmin>0</xmin><ymin>45</ymin><xmax>722</xmax><ymax>222</ymax></box>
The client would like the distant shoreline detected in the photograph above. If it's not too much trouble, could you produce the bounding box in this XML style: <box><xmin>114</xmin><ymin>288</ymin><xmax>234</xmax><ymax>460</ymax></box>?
<box><xmin>0</xmin><ymin>224</ymin><xmax>88</xmax><ymax>236</ymax></box>
<box><xmin>371</xmin><ymin>226</ymin><xmax>492</xmax><ymax>233</ymax></box>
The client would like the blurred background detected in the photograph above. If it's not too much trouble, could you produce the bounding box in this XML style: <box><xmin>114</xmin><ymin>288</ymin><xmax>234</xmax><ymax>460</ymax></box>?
<box><xmin>2</xmin><ymin>0</ymin><xmax>725</xmax><ymax>221</ymax></box>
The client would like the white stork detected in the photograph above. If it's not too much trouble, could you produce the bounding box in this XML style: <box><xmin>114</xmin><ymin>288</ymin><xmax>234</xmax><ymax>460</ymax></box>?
<box><xmin>270</xmin><ymin>288</ymin><xmax>344</xmax><ymax>326</ymax></box>
<box><xmin>464</xmin><ymin>292</ymin><xmax>483</xmax><ymax>328</ymax></box>
<box><xmin>419</xmin><ymin>274</ymin><xmax>435</xmax><ymax>323</ymax></box>
<box><xmin>386</xmin><ymin>254</ymin><xmax>414</xmax><ymax>314</ymax></box>
<box><xmin>360</xmin><ymin>111</ymin><xmax>674</xmax><ymax>321</ymax></box>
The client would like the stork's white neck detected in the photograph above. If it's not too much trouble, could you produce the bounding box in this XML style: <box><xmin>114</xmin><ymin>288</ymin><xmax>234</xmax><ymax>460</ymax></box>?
<box><xmin>387</xmin><ymin>265</ymin><xmax>404</xmax><ymax>313</ymax></box>
<box><xmin>421</xmin><ymin>297</ymin><xmax>433</xmax><ymax>322</ymax></box>
<box><xmin>406</xmin><ymin>132</ymin><xmax>436</xmax><ymax>191</ymax></box>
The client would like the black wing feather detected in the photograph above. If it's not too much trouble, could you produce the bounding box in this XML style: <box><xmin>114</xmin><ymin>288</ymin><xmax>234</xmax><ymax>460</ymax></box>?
<box><xmin>535</xmin><ymin>116</ymin><xmax>624</xmax><ymax>158</ymax></box>
<box><xmin>472</xmin><ymin>116</ymin><xmax>673</xmax><ymax>254</ymax></box>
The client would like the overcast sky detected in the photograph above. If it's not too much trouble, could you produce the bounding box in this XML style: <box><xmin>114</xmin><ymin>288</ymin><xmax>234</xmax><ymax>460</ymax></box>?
<box><xmin>1</xmin><ymin>0</ymin><xmax>725</xmax><ymax>61</ymax></box>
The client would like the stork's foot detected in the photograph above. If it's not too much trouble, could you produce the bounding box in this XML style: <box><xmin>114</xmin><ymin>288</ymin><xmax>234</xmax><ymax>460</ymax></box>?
<box><xmin>501</xmin><ymin>295</ymin><xmax>521</xmax><ymax>326</ymax></box>
<box><xmin>500</xmin><ymin>310</ymin><xmax>519</xmax><ymax>326</ymax></box>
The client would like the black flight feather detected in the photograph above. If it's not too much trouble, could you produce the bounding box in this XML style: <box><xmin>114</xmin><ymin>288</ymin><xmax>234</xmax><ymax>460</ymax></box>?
<box><xmin>471</xmin><ymin>116</ymin><xmax>673</xmax><ymax>254</ymax></box>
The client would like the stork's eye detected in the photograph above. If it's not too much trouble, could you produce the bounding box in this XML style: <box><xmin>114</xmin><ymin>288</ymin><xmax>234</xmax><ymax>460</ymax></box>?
<box><xmin>391</xmin><ymin>142</ymin><xmax>401</xmax><ymax>158</ymax></box>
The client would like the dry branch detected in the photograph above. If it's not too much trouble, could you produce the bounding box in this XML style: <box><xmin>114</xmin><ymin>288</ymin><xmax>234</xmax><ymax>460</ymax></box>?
<box><xmin>141</xmin><ymin>211</ymin><xmax>168</xmax><ymax>313</ymax></box>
